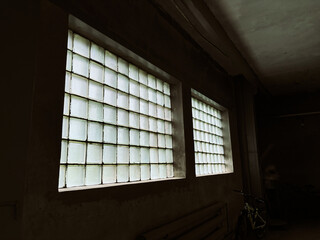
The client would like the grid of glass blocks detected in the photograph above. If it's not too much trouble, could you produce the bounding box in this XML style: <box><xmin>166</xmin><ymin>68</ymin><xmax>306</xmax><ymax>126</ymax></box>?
<box><xmin>191</xmin><ymin>97</ymin><xmax>226</xmax><ymax>176</ymax></box>
<box><xmin>59</xmin><ymin>30</ymin><xmax>174</xmax><ymax>188</ymax></box>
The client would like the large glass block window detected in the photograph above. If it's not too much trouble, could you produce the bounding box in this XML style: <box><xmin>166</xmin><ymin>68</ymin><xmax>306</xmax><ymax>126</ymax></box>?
<box><xmin>59</xmin><ymin>30</ymin><xmax>174</xmax><ymax>189</ymax></box>
<box><xmin>191</xmin><ymin>90</ymin><xmax>231</xmax><ymax>176</ymax></box>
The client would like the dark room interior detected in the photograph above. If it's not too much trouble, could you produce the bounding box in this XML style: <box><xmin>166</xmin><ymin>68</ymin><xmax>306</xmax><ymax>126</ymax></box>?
<box><xmin>2</xmin><ymin>0</ymin><xmax>320</xmax><ymax>239</ymax></box>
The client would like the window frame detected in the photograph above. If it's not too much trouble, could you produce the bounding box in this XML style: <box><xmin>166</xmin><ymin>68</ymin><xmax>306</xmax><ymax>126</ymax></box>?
<box><xmin>191</xmin><ymin>89</ymin><xmax>234</xmax><ymax>176</ymax></box>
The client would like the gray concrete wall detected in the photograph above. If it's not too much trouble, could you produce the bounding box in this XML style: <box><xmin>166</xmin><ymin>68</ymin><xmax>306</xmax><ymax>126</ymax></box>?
<box><xmin>2</xmin><ymin>0</ymin><xmax>252</xmax><ymax>239</ymax></box>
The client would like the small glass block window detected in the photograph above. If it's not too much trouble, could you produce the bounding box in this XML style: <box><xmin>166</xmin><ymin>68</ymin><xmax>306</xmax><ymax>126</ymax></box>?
<box><xmin>191</xmin><ymin>90</ymin><xmax>230</xmax><ymax>176</ymax></box>
<box><xmin>59</xmin><ymin>30</ymin><xmax>174</xmax><ymax>189</ymax></box>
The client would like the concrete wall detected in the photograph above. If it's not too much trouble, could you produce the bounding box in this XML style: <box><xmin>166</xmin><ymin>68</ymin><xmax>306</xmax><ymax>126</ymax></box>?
<box><xmin>1</xmin><ymin>0</ymin><xmax>255</xmax><ymax>239</ymax></box>
<box><xmin>257</xmin><ymin>92</ymin><xmax>320</xmax><ymax>190</ymax></box>
<box><xmin>256</xmin><ymin>92</ymin><xmax>320</xmax><ymax>219</ymax></box>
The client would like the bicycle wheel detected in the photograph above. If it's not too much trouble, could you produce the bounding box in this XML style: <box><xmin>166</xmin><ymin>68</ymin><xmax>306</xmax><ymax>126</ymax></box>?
<box><xmin>236</xmin><ymin>213</ymin><xmax>249</xmax><ymax>240</ymax></box>
<box><xmin>254</xmin><ymin>203</ymin><xmax>269</xmax><ymax>238</ymax></box>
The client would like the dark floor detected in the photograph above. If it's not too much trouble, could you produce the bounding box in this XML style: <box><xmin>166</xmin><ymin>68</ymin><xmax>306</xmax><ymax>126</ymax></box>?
<box><xmin>264</xmin><ymin>219</ymin><xmax>320</xmax><ymax>240</ymax></box>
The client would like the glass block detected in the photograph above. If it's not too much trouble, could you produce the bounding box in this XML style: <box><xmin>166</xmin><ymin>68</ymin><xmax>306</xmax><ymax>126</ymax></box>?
<box><xmin>103</xmin><ymin>165</ymin><xmax>116</xmax><ymax>183</ymax></box>
<box><xmin>165</xmin><ymin>122</ymin><xmax>172</xmax><ymax>134</ymax></box>
<box><xmin>69</xmin><ymin>118</ymin><xmax>87</xmax><ymax>141</ymax></box>
<box><xmin>65</xmin><ymin>72</ymin><xmax>71</xmax><ymax>92</ymax></box>
<box><xmin>66</xmin><ymin>165</ymin><xmax>85</xmax><ymax>187</ymax></box>
<box><xmin>129</xmin><ymin>79</ymin><xmax>140</xmax><ymax>96</ymax></box>
<box><xmin>104</xmin><ymin>68</ymin><xmax>117</xmax><ymax>88</ymax></box>
<box><xmin>156</xmin><ymin>92</ymin><xmax>164</xmax><ymax>106</ymax></box>
<box><xmin>129</xmin><ymin>64</ymin><xmax>138</xmax><ymax>80</ymax></box>
<box><xmin>129</xmin><ymin>112</ymin><xmax>140</xmax><ymax>128</ymax></box>
<box><xmin>58</xmin><ymin>165</ymin><xmax>66</xmax><ymax>188</ymax></box>
<box><xmin>149</xmin><ymin>103</ymin><xmax>157</xmax><ymax>118</ymax></box>
<box><xmin>85</xmin><ymin>165</ymin><xmax>101</xmax><ymax>186</ymax></box>
<box><xmin>130</xmin><ymin>147</ymin><xmax>140</xmax><ymax>163</ymax></box>
<box><xmin>139</xmin><ymin>69</ymin><xmax>148</xmax><ymax>85</ymax></box>
<box><xmin>88</xmin><ymin>122</ymin><xmax>103</xmax><ymax>142</ymax></box>
<box><xmin>87</xmin><ymin>143</ymin><xmax>103</xmax><ymax>164</ymax></box>
<box><xmin>89</xmin><ymin>62</ymin><xmax>104</xmax><ymax>83</ymax></box>
<box><xmin>129</xmin><ymin>96</ymin><xmax>140</xmax><ymax>112</ymax></box>
<box><xmin>118</xmin><ymin>58</ymin><xmax>129</xmax><ymax>76</ymax></box>
<box><xmin>195</xmin><ymin>153</ymin><xmax>200</xmax><ymax>163</ymax></box>
<box><xmin>62</xmin><ymin>117</ymin><xmax>69</xmax><ymax>139</ymax></box>
<box><xmin>158</xmin><ymin>149</ymin><xmax>166</xmax><ymax>163</ymax></box>
<box><xmin>118</xmin><ymin>127</ymin><xmax>129</xmax><ymax>145</ymax></box>
<box><xmin>140</xmin><ymin>84</ymin><xmax>148</xmax><ymax>100</ymax></box>
<box><xmin>118</xmin><ymin>109</ymin><xmax>129</xmax><ymax>127</ymax></box>
<box><xmin>105</xmin><ymin>50</ymin><xmax>117</xmax><ymax>71</ymax></box>
<box><xmin>158</xmin><ymin>134</ymin><xmax>165</xmax><ymax>148</ymax></box>
<box><xmin>130</xmin><ymin>129</ymin><xmax>140</xmax><ymax>145</ymax></box>
<box><xmin>141</xmin><ymin>165</ymin><xmax>150</xmax><ymax>180</ymax></box>
<box><xmin>67</xmin><ymin>30</ymin><xmax>73</xmax><ymax>50</ymax></box>
<box><xmin>165</xmin><ymin>135</ymin><xmax>172</xmax><ymax>148</ymax></box>
<box><xmin>140</xmin><ymin>131</ymin><xmax>149</xmax><ymax>146</ymax></box>
<box><xmin>88</xmin><ymin>101</ymin><xmax>103</xmax><ymax>122</ymax></box>
<box><xmin>163</xmin><ymin>82</ymin><xmax>170</xmax><ymax>95</ymax></box>
<box><xmin>140</xmin><ymin>115</ymin><xmax>149</xmax><ymax>130</ymax></box>
<box><xmin>66</xmin><ymin>50</ymin><xmax>72</xmax><ymax>71</ymax></box>
<box><xmin>91</xmin><ymin>43</ymin><xmax>104</xmax><ymax>64</ymax></box>
<box><xmin>68</xmin><ymin>141</ymin><xmax>86</xmax><ymax>164</ymax></box>
<box><xmin>103</xmin><ymin>125</ymin><xmax>116</xmax><ymax>143</ymax></box>
<box><xmin>118</xmin><ymin>74</ymin><xmax>129</xmax><ymax>93</ymax></box>
<box><xmin>140</xmin><ymin>99</ymin><xmax>149</xmax><ymax>115</ymax></box>
<box><xmin>141</xmin><ymin>148</ymin><xmax>150</xmax><ymax>163</ymax></box>
<box><xmin>129</xmin><ymin>165</ymin><xmax>140</xmax><ymax>181</ymax></box>
<box><xmin>148</xmin><ymin>74</ymin><xmax>156</xmax><ymax>89</ymax></box>
<box><xmin>73</xmin><ymin>34</ymin><xmax>90</xmax><ymax>57</ymax></box>
<box><xmin>151</xmin><ymin>164</ymin><xmax>159</xmax><ymax>179</ymax></box>
<box><xmin>150</xmin><ymin>148</ymin><xmax>159</xmax><ymax>163</ymax></box>
<box><xmin>117</xmin><ymin>92</ymin><xmax>129</xmax><ymax>109</ymax></box>
<box><xmin>103</xmin><ymin>144</ymin><xmax>117</xmax><ymax>164</ymax></box>
<box><xmin>149</xmin><ymin>118</ymin><xmax>157</xmax><ymax>132</ymax></box>
<box><xmin>117</xmin><ymin>146</ymin><xmax>129</xmax><ymax>164</ymax></box>
<box><xmin>164</xmin><ymin>95</ymin><xmax>171</xmax><ymax>108</ymax></box>
<box><xmin>70</xmin><ymin>95</ymin><xmax>88</xmax><ymax>118</ymax></box>
<box><xmin>199</xmin><ymin>164</ymin><xmax>204</xmax><ymax>175</ymax></box>
<box><xmin>117</xmin><ymin>165</ymin><xmax>129</xmax><ymax>182</ymax></box>
<box><xmin>157</xmin><ymin>106</ymin><xmax>165</xmax><ymax>119</ymax></box>
<box><xmin>71</xmin><ymin>74</ymin><xmax>88</xmax><ymax>97</ymax></box>
<box><xmin>104</xmin><ymin>105</ymin><xmax>116</xmax><ymax>124</ymax></box>
<box><xmin>167</xmin><ymin>164</ymin><xmax>174</xmax><ymax>178</ymax></box>
<box><xmin>195</xmin><ymin>164</ymin><xmax>200</xmax><ymax>175</ymax></box>
<box><xmin>60</xmin><ymin>140</ymin><xmax>67</xmax><ymax>163</ymax></box>
<box><xmin>88</xmin><ymin>80</ymin><xmax>103</xmax><ymax>101</ymax></box>
<box><xmin>166</xmin><ymin>149</ymin><xmax>173</xmax><ymax>163</ymax></box>
<box><xmin>217</xmin><ymin>110</ymin><xmax>221</xmax><ymax>119</ymax></box>
<box><xmin>159</xmin><ymin>164</ymin><xmax>167</xmax><ymax>178</ymax></box>
<box><xmin>148</xmin><ymin>89</ymin><xmax>157</xmax><ymax>104</ymax></box>
<box><xmin>104</xmin><ymin>86</ymin><xmax>117</xmax><ymax>106</ymax></box>
<box><xmin>149</xmin><ymin>133</ymin><xmax>157</xmax><ymax>147</ymax></box>
<box><xmin>72</xmin><ymin>54</ymin><xmax>89</xmax><ymax>77</ymax></box>
<box><xmin>165</xmin><ymin>108</ymin><xmax>171</xmax><ymax>121</ymax></box>
<box><xmin>156</xmin><ymin>79</ymin><xmax>163</xmax><ymax>92</ymax></box>
<box><xmin>157</xmin><ymin>120</ymin><xmax>165</xmax><ymax>134</ymax></box>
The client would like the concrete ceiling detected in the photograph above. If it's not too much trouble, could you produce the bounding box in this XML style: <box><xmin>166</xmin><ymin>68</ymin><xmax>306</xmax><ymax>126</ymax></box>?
<box><xmin>204</xmin><ymin>0</ymin><xmax>320</xmax><ymax>95</ymax></box>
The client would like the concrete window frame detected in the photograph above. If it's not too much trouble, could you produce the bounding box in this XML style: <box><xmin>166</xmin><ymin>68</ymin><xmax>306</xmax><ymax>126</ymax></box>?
<box><xmin>58</xmin><ymin>15</ymin><xmax>186</xmax><ymax>192</ymax></box>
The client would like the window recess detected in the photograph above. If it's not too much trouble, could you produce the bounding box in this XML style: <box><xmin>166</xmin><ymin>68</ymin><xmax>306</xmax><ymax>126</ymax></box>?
<box><xmin>58</xmin><ymin>16</ymin><xmax>185</xmax><ymax>190</ymax></box>
<box><xmin>191</xmin><ymin>89</ymin><xmax>233</xmax><ymax>176</ymax></box>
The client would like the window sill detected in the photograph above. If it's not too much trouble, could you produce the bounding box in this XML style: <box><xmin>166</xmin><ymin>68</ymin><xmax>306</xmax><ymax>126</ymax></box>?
<box><xmin>58</xmin><ymin>176</ymin><xmax>185</xmax><ymax>192</ymax></box>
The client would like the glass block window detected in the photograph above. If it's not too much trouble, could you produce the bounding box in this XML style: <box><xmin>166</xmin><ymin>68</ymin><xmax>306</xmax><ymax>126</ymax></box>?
<box><xmin>191</xmin><ymin>93</ymin><xmax>227</xmax><ymax>176</ymax></box>
<box><xmin>59</xmin><ymin>30</ymin><xmax>174</xmax><ymax>189</ymax></box>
